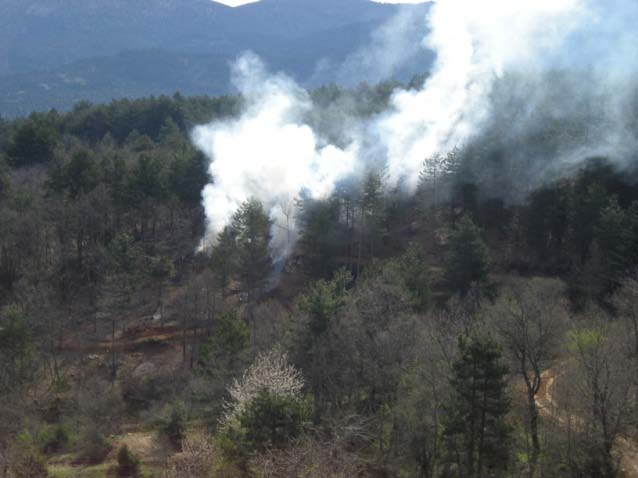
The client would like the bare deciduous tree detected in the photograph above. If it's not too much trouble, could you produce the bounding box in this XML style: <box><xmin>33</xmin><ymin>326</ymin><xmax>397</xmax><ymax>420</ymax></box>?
<box><xmin>568</xmin><ymin>315</ymin><xmax>634</xmax><ymax>478</ymax></box>
<box><xmin>164</xmin><ymin>431</ymin><xmax>216</xmax><ymax>478</ymax></box>
<box><xmin>248</xmin><ymin>416</ymin><xmax>370</xmax><ymax>478</ymax></box>
<box><xmin>485</xmin><ymin>277</ymin><xmax>568</xmax><ymax>474</ymax></box>
<box><xmin>613</xmin><ymin>276</ymin><xmax>638</xmax><ymax>429</ymax></box>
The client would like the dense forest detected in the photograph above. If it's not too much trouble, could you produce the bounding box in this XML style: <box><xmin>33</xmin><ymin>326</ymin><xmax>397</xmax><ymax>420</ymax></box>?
<box><xmin>1</xmin><ymin>80</ymin><xmax>638</xmax><ymax>478</ymax></box>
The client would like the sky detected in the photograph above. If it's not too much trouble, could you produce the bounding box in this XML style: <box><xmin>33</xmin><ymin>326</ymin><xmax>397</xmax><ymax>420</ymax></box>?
<box><xmin>212</xmin><ymin>0</ymin><xmax>431</xmax><ymax>7</ymax></box>
<box><xmin>212</xmin><ymin>0</ymin><xmax>258</xmax><ymax>6</ymax></box>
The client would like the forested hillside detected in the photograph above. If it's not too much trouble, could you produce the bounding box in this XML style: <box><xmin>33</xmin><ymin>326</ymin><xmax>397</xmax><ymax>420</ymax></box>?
<box><xmin>0</xmin><ymin>0</ymin><xmax>433</xmax><ymax>117</ymax></box>
<box><xmin>1</xmin><ymin>83</ymin><xmax>638</xmax><ymax>478</ymax></box>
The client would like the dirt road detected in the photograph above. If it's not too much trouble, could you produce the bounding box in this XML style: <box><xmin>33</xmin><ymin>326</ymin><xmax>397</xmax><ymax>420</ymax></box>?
<box><xmin>536</xmin><ymin>369</ymin><xmax>638</xmax><ymax>477</ymax></box>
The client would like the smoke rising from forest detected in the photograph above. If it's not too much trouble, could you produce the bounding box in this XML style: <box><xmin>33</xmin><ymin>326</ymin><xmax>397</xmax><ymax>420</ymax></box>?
<box><xmin>194</xmin><ymin>0</ymin><xmax>638</xmax><ymax>252</ymax></box>
<box><xmin>192</xmin><ymin>54</ymin><xmax>359</xmax><ymax>257</ymax></box>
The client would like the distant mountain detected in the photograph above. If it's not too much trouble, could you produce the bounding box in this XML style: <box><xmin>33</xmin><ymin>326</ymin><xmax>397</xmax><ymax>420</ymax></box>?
<box><xmin>0</xmin><ymin>0</ymin><xmax>433</xmax><ymax>116</ymax></box>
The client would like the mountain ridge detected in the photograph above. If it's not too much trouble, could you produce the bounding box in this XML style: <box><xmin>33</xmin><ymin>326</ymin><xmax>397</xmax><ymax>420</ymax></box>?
<box><xmin>0</xmin><ymin>0</ymin><xmax>433</xmax><ymax>116</ymax></box>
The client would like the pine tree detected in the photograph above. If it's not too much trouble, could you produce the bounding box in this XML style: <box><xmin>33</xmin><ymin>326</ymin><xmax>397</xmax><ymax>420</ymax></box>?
<box><xmin>443</xmin><ymin>334</ymin><xmax>511</xmax><ymax>478</ymax></box>
<box><xmin>444</xmin><ymin>215</ymin><xmax>490</xmax><ymax>296</ymax></box>
<box><xmin>232</xmin><ymin>198</ymin><xmax>273</xmax><ymax>306</ymax></box>
<box><xmin>398</xmin><ymin>242</ymin><xmax>431</xmax><ymax>312</ymax></box>
<box><xmin>297</xmin><ymin>269</ymin><xmax>351</xmax><ymax>413</ymax></box>
<box><xmin>297</xmin><ymin>196</ymin><xmax>344</xmax><ymax>278</ymax></box>
<box><xmin>360</xmin><ymin>169</ymin><xmax>385</xmax><ymax>260</ymax></box>
<box><xmin>211</xmin><ymin>226</ymin><xmax>238</xmax><ymax>296</ymax></box>
<box><xmin>596</xmin><ymin>197</ymin><xmax>629</xmax><ymax>295</ymax></box>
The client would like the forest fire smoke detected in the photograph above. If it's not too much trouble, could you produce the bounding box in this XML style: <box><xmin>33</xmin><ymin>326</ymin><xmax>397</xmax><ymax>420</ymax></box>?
<box><xmin>377</xmin><ymin>0</ymin><xmax>587</xmax><ymax>191</ymax></box>
<box><xmin>192</xmin><ymin>54</ymin><xmax>359</xmax><ymax>257</ymax></box>
<box><xmin>194</xmin><ymin>0</ymin><xmax>637</xmax><ymax>254</ymax></box>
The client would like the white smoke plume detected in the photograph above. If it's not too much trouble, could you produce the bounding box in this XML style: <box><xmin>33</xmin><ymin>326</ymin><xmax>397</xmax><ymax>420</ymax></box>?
<box><xmin>194</xmin><ymin>0</ymin><xmax>635</xmax><ymax>253</ymax></box>
<box><xmin>192</xmin><ymin>53</ymin><xmax>359</xmax><ymax>256</ymax></box>
<box><xmin>377</xmin><ymin>0</ymin><xmax>589</xmax><ymax>191</ymax></box>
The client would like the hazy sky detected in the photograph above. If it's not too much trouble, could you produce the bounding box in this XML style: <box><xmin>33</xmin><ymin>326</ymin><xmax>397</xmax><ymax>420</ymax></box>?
<box><xmin>213</xmin><ymin>0</ymin><xmax>431</xmax><ymax>7</ymax></box>
<box><xmin>213</xmin><ymin>0</ymin><xmax>258</xmax><ymax>6</ymax></box>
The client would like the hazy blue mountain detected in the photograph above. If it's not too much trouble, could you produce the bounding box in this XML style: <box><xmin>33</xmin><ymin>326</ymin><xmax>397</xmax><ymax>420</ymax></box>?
<box><xmin>0</xmin><ymin>0</ymin><xmax>433</xmax><ymax>116</ymax></box>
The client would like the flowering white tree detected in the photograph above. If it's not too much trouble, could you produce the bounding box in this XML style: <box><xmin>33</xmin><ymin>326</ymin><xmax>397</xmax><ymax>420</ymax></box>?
<box><xmin>222</xmin><ymin>348</ymin><xmax>304</xmax><ymax>425</ymax></box>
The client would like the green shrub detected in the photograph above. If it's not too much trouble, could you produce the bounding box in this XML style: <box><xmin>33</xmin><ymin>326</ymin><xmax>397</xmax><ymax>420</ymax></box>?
<box><xmin>115</xmin><ymin>445</ymin><xmax>141</xmax><ymax>478</ymax></box>
<box><xmin>39</xmin><ymin>424</ymin><xmax>70</xmax><ymax>454</ymax></box>
<box><xmin>75</xmin><ymin>428</ymin><xmax>111</xmax><ymax>465</ymax></box>
<box><xmin>223</xmin><ymin>390</ymin><xmax>310</xmax><ymax>456</ymax></box>
<box><xmin>199</xmin><ymin>310</ymin><xmax>249</xmax><ymax>365</ymax></box>
<box><xmin>157</xmin><ymin>402</ymin><xmax>188</xmax><ymax>449</ymax></box>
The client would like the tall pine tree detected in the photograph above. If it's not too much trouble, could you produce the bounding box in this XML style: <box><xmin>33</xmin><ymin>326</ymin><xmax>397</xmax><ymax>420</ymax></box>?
<box><xmin>443</xmin><ymin>334</ymin><xmax>510</xmax><ymax>478</ymax></box>
<box><xmin>444</xmin><ymin>215</ymin><xmax>490</xmax><ymax>297</ymax></box>
<box><xmin>232</xmin><ymin>198</ymin><xmax>273</xmax><ymax>306</ymax></box>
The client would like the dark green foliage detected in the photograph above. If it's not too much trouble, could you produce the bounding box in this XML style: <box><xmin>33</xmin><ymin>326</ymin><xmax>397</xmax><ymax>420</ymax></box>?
<box><xmin>231</xmin><ymin>198</ymin><xmax>273</xmax><ymax>301</ymax></box>
<box><xmin>0</xmin><ymin>96</ymin><xmax>212</xmax><ymax>328</ymax></box>
<box><xmin>157</xmin><ymin>117</ymin><xmax>183</xmax><ymax>148</ymax></box>
<box><xmin>169</xmin><ymin>149</ymin><xmax>209</xmax><ymax>205</ymax></box>
<box><xmin>209</xmin><ymin>198</ymin><xmax>273</xmax><ymax>303</ymax></box>
<box><xmin>149</xmin><ymin>255</ymin><xmax>175</xmax><ymax>285</ymax></box>
<box><xmin>568</xmin><ymin>198</ymin><xmax>634</xmax><ymax>306</ymax></box>
<box><xmin>452</xmin><ymin>181</ymin><xmax>480</xmax><ymax>222</ymax></box>
<box><xmin>345</xmin><ymin>266</ymin><xmax>416</xmax><ymax>415</ymax></box>
<box><xmin>158</xmin><ymin>402</ymin><xmax>188</xmax><ymax>449</ymax></box>
<box><xmin>294</xmin><ymin>269</ymin><xmax>351</xmax><ymax>412</ymax></box>
<box><xmin>7</xmin><ymin>117</ymin><xmax>58</xmax><ymax>166</ymax></box>
<box><xmin>100</xmin><ymin>154</ymin><xmax>131</xmax><ymax>209</ymax></box>
<box><xmin>116</xmin><ymin>445</ymin><xmax>141</xmax><ymax>478</ymax></box>
<box><xmin>210</xmin><ymin>227</ymin><xmax>239</xmax><ymax>293</ymax></box>
<box><xmin>525</xmin><ymin>181</ymin><xmax>571</xmax><ymax>271</ymax></box>
<box><xmin>107</xmin><ymin>232</ymin><xmax>144</xmax><ymax>282</ymax></box>
<box><xmin>62</xmin><ymin>94</ymin><xmax>238</xmax><ymax>144</ymax></box>
<box><xmin>0</xmin><ymin>154</ymin><xmax>10</xmax><ymax>199</ymax></box>
<box><xmin>200</xmin><ymin>310</ymin><xmax>249</xmax><ymax>365</ymax></box>
<box><xmin>397</xmin><ymin>242</ymin><xmax>431</xmax><ymax>312</ymax></box>
<box><xmin>523</xmin><ymin>159</ymin><xmax>638</xmax><ymax>305</ymax></box>
<box><xmin>444</xmin><ymin>215</ymin><xmax>491</xmax><ymax>296</ymax></box>
<box><xmin>568</xmin><ymin>177</ymin><xmax>610</xmax><ymax>265</ymax></box>
<box><xmin>596</xmin><ymin>198</ymin><xmax>636</xmax><ymax>290</ymax></box>
<box><xmin>360</xmin><ymin>169</ymin><xmax>386</xmax><ymax>259</ymax></box>
<box><xmin>76</xmin><ymin>429</ymin><xmax>111</xmax><ymax>465</ymax></box>
<box><xmin>443</xmin><ymin>335</ymin><xmax>511</xmax><ymax>478</ymax></box>
<box><xmin>299</xmin><ymin>268</ymin><xmax>351</xmax><ymax>339</ymax></box>
<box><xmin>297</xmin><ymin>196</ymin><xmax>347</xmax><ymax>278</ymax></box>
<box><xmin>478</xmin><ymin>198</ymin><xmax>510</xmax><ymax>233</ymax></box>
<box><xmin>38</xmin><ymin>425</ymin><xmax>70</xmax><ymax>454</ymax></box>
<box><xmin>0</xmin><ymin>305</ymin><xmax>32</xmax><ymax>391</ymax></box>
<box><xmin>228</xmin><ymin>390</ymin><xmax>310</xmax><ymax>455</ymax></box>
<box><xmin>295</xmin><ymin>269</ymin><xmax>352</xmax><ymax>416</ymax></box>
<box><xmin>49</xmin><ymin>149</ymin><xmax>101</xmax><ymax>198</ymax></box>
<box><xmin>196</xmin><ymin>310</ymin><xmax>250</xmax><ymax>423</ymax></box>
<box><xmin>130</xmin><ymin>155</ymin><xmax>168</xmax><ymax>202</ymax></box>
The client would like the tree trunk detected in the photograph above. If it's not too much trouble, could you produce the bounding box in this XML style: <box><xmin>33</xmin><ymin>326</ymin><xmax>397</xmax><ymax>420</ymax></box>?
<box><xmin>110</xmin><ymin>318</ymin><xmax>117</xmax><ymax>381</ymax></box>
<box><xmin>182</xmin><ymin>306</ymin><xmax>187</xmax><ymax>365</ymax></box>
<box><xmin>357</xmin><ymin>207</ymin><xmax>364</xmax><ymax>277</ymax></box>
<box><xmin>477</xmin><ymin>376</ymin><xmax>488</xmax><ymax>478</ymax></box>
<box><xmin>528</xmin><ymin>389</ymin><xmax>540</xmax><ymax>476</ymax></box>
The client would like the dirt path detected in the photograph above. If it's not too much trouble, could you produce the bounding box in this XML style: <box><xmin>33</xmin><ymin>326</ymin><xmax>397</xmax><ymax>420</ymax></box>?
<box><xmin>58</xmin><ymin>324</ymin><xmax>201</xmax><ymax>354</ymax></box>
<box><xmin>536</xmin><ymin>369</ymin><xmax>638</xmax><ymax>477</ymax></box>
